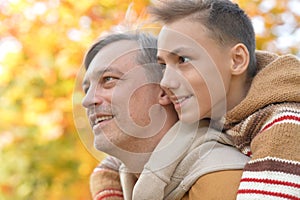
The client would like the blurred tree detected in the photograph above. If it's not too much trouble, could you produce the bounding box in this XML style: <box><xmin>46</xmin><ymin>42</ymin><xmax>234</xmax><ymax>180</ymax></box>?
<box><xmin>237</xmin><ymin>0</ymin><xmax>300</xmax><ymax>56</ymax></box>
<box><xmin>0</xmin><ymin>0</ymin><xmax>299</xmax><ymax>199</ymax></box>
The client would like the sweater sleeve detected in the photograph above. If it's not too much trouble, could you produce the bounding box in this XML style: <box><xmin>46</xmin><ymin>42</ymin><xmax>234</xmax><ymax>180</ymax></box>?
<box><xmin>236</xmin><ymin>109</ymin><xmax>300</xmax><ymax>199</ymax></box>
<box><xmin>90</xmin><ymin>156</ymin><xmax>124</xmax><ymax>200</ymax></box>
<box><xmin>184</xmin><ymin>170</ymin><xmax>243</xmax><ymax>200</ymax></box>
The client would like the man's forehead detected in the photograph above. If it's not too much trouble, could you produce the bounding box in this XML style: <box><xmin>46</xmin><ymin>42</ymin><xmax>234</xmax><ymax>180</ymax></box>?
<box><xmin>91</xmin><ymin>40</ymin><xmax>139</xmax><ymax>66</ymax></box>
<box><xmin>83</xmin><ymin>40</ymin><xmax>143</xmax><ymax>84</ymax></box>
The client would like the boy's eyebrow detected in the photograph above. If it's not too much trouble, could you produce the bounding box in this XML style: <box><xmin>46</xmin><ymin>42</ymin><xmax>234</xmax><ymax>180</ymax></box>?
<box><xmin>170</xmin><ymin>47</ymin><xmax>194</xmax><ymax>55</ymax></box>
<box><xmin>157</xmin><ymin>47</ymin><xmax>194</xmax><ymax>61</ymax></box>
<box><xmin>170</xmin><ymin>47</ymin><xmax>185</xmax><ymax>55</ymax></box>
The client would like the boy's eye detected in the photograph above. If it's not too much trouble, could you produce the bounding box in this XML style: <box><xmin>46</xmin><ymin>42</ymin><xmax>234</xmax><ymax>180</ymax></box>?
<box><xmin>157</xmin><ymin>61</ymin><xmax>166</xmax><ymax>67</ymax></box>
<box><xmin>179</xmin><ymin>56</ymin><xmax>190</xmax><ymax>64</ymax></box>
<box><xmin>157</xmin><ymin>61</ymin><xmax>166</xmax><ymax>73</ymax></box>
<box><xmin>159</xmin><ymin>63</ymin><xmax>166</xmax><ymax>72</ymax></box>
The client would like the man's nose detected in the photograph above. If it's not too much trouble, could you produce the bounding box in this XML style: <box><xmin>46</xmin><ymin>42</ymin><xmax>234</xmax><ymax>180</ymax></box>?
<box><xmin>82</xmin><ymin>86</ymin><xmax>104</xmax><ymax>108</ymax></box>
<box><xmin>160</xmin><ymin>67</ymin><xmax>180</xmax><ymax>90</ymax></box>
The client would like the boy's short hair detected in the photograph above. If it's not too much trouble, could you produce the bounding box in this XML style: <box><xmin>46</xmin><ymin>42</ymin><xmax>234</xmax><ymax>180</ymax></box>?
<box><xmin>149</xmin><ymin>0</ymin><xmax>257</xmax><ymax>78</ymax></box>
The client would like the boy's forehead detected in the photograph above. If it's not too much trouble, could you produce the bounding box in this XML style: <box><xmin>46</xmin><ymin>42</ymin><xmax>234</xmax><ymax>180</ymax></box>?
<box><xmin>157</xmin><ymin>19</ymin><xmax>216</xmax><ymax>55</ymax></box>
<box><xmin>158</xmin><ymin>25</ymin><xmax>205</xmax><ymax>53</ymax></box>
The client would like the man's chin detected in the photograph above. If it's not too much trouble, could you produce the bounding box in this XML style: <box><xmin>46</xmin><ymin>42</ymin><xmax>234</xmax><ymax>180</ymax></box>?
<box><xmin>94</xmin><ymin>141</ymin><xmax>112</xmax><ymax>153</ymax></box>
<box><xmin>93</xmin><ymin>134</ymin><xmax>121</xmax><ymax>153</ymax></box>
<box><xmin>93</xmin><ymin>134</ymin><xmax>109</xmax><ymax>150</ymax></box>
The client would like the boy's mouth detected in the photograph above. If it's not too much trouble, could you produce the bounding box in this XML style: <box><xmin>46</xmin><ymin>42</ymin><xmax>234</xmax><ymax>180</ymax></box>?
<box><xmin>170</xmin><ymin>94</ymin><xmax>193</xmax><ymax>110</ymax></box>
<box><xmin>174</xmin><ymin>94</ymin><xmax>193</xmax><ymax>104</ymax></box>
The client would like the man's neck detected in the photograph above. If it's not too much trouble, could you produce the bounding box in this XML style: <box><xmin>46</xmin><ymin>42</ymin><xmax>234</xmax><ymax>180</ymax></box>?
<box><xmin>108</xmin><ymin>106</ymin><xmax>178</xmax><ymax>176</ymax></box>
<box><xmin>110</xmin><ymin>150</ymin><xmax>151</xmax><ymax>175</ymax></box>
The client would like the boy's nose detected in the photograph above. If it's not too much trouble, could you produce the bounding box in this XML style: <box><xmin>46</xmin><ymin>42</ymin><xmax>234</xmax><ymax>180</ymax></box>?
<box><xmin>160</xmin><ymin>67</ymin><xmax>180</xmax><ymax>90</ymax></box>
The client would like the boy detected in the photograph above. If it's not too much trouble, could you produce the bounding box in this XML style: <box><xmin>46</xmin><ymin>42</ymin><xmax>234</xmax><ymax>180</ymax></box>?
<box><xmin>152</xmin><ymin>0</ymin><xmax>300</xmax><ymax>199</ymax></box>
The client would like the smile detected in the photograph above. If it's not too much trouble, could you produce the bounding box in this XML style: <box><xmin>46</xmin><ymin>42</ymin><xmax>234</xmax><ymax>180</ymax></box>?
<box><xmin>94</xmin><ymin>115</ymin><xmax>114</xmax><ymax>125</ymax></box>
<box><xmin>174</xmin><ymin>94</ymin><xmax>193</xmax><ymax>104</ymax></box>
<box><xmin>91</xmin><ymin>115</ymin><xmax>114</xmax><ymax>132</ymax></box>
<box><xmin>89</xmin><ymin>112</ymin><xmax>114</xmax><ymax>129</ymax></box>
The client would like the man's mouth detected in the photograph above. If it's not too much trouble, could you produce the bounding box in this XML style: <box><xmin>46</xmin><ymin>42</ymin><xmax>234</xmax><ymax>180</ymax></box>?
<box><xmin>89</xmin><ymin>113</ymin><xmax>114</xmax><ymax>128</ymax></box>
<box><xmin>94</xmin><ymin>115</ymin><xmax>114</xmax><ymax>125</ymax></box>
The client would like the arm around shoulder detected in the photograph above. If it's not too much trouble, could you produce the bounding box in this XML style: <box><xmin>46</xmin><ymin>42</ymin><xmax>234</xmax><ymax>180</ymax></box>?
<box><xmin>184</xmin><ymin>170</ymin><xmax>243</xmax><ymax>200</ymax></box>
<box><xmin>90</xmin><ymin>156</ymin><xmax>124</xmax><ymax>200</ymax></box>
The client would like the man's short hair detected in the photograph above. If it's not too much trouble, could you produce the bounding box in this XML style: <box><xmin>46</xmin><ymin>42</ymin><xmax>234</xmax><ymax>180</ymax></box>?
<box><xmin>84</xmin><ymin>32</ymin><xmax>163</xmax><ymax>83</ymax></box>
<box><xmin>149</xmin><ymin>0</ymin><xmax>257</xmax><ymax>78</ymax></box>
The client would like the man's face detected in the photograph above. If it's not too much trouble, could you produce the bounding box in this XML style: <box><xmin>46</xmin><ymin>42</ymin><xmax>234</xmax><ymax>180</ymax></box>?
<box><xmin>82</xmin><ymin>40</ymin><xmax>163</xmax><ymax>153</ymax></box>
<box><xmin>157</xmin><ymin>18</ymin><xmax>232</xmax><ymax>123</ymax></box>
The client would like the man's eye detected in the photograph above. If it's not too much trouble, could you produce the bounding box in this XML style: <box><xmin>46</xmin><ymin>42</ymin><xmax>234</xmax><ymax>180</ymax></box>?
<box><xmin>82</xmin><ymin>85</ymin><xmax>89</xmax><ymax>94</ymax></box>
<box><xmin>179</xmin><ymin>56</ymin><xmax>190</xmax><ymax>64</ymax></box>
<box><xmin>103</xmin><ymin>76</ymin><xmax>116</xmax><ymax>82</ymax></box>
<box><xmin>83</xmin><ymin>88</ymin><xmax>88</xmax><ymax>94</ymax></box>
<box><xmin>102</xmin><ymin>76</ymin><xmax>119</xmax><ymax>88</ymax></box>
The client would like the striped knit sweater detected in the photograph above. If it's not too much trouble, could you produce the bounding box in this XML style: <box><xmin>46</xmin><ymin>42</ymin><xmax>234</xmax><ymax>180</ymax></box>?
<box><xmin>90</xmin><ymin>157</ymin><xmax>124</xmax><ymax>200</ymax></box>
<box><xmin>223</xmin><ymin>51</ymin><xmax>300</xmax><ymax>199</ymax></box>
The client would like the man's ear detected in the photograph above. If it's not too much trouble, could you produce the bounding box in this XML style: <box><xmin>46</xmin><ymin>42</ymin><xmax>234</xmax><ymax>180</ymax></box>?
<box><xmin>230</xmin><ymin>43</ymin><xmax>249</xmax><ymax>75</ymax></box>
<box><xmin>158</xmin><ymin>89</ymin><xmax>172</xmax><ymax>106</ymax></box>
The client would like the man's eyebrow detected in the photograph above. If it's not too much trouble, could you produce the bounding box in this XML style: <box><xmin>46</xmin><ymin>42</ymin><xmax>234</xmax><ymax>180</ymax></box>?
<box><xmin>82</xmin><ymin>66</ymin><xmax>124</xmax><ymax>86</ymax></box>
<box><xmin>94</xmin><ymin>66</ymin><xmax>124</xmax><ymax>78</ymax></box>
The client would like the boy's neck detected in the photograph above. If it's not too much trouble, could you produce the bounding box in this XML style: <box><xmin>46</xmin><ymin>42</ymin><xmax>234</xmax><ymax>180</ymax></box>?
<box><xmin>227</xmin><ymin>74</ymin><xmax>250</xmax><ymax>111</ymax></box>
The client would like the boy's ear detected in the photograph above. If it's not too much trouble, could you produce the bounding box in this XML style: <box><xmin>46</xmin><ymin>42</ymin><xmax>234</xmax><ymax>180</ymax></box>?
<box><xmin>230</xmin><ymin>43</ymin><xmax>249</xmax><ymax>75</ymax></box>
<box><xmin>158</xmin><ymin>89</ymin><xmax>172</xmax><ymax>106</ymax></box>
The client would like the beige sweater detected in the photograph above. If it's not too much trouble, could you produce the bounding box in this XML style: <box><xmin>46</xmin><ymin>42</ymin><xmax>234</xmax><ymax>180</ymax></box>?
<box><xmin>120</xmin><ymin>121</ymin><xmax>249</xmax><ymax>200</ymax></box>
<box><xmin>90</xmin><ymin>121</ymin><xmax>249</xmax><ymax>200</ymax></box>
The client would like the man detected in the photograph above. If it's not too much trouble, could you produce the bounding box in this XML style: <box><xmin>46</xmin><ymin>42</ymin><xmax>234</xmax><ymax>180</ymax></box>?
<box><xmin>150</xmin><ymin>0</ymin><xmax>300</xmax><ymax>199</ymax></box>
<box><xmin>82</xmin><ymin>32</ymin><xmax>249</xmax><ymax>199</ymax></box>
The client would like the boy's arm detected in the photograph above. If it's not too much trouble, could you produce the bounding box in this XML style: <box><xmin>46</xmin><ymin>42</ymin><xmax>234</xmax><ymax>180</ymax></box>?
<box><xmin>237</xmin><ymin>110</ymin><xmax>300</xmax><ymax>199</ymax></box>
<box><xmin>183</xmin><ymin>170</ymin><xmax>243</xmax><ymax>200</ymax></box>
<box><xmin>90</xmin><ymin>156</ymin><xmax>124</xmax><ymax>200</ymax></box>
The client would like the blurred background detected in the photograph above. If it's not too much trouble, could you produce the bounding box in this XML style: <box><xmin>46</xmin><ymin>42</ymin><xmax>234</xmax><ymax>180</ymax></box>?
<box><xmin>0</xmin><ymin>0</ymin><xmax>299</xmax><ymax>199</ymax></box>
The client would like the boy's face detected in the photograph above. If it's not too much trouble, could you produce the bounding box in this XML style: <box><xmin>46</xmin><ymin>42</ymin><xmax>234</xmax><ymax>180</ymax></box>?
<box><xmin>157</xmin><ymin>18</ymin><xmax>233</xmax><ymax>123</ymax></box>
